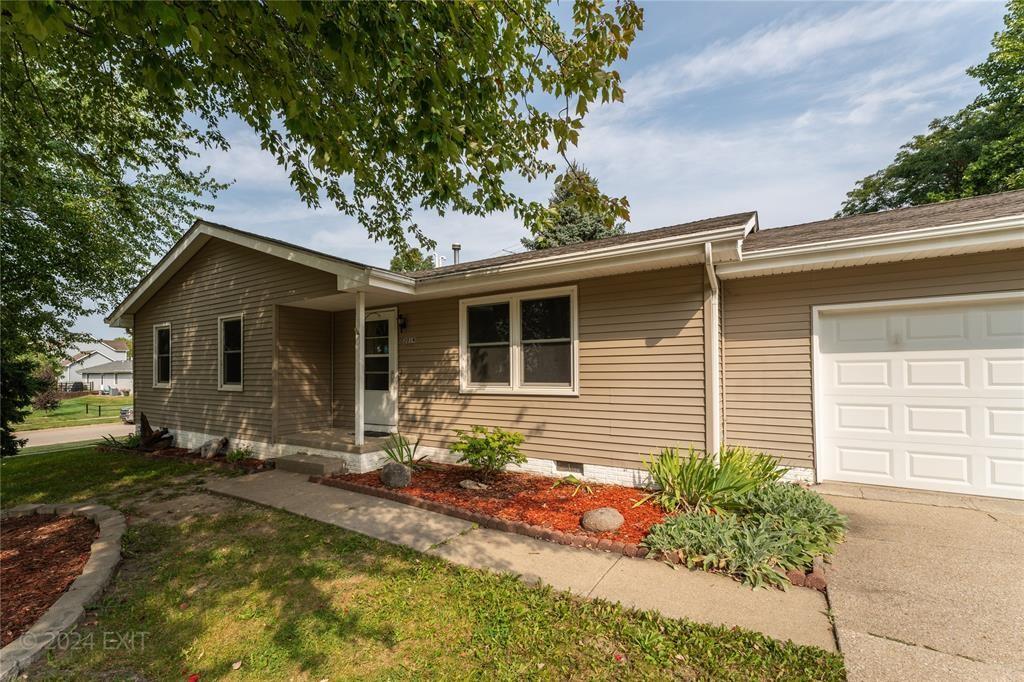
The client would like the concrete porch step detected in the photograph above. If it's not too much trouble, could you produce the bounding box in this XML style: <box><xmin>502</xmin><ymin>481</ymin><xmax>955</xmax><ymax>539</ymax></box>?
<box><xmin>273</xmin><ymin>453</ymin><xmax>348</xmax><ymax>477</ymax></box>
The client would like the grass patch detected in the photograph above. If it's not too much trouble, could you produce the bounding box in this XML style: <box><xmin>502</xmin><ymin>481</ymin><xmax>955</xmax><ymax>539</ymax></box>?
<box><xmin>18</xmin><ymin>395</ymin><xmax>132</xmax><ymax>431</ymax></box>
<box><xmin>0</xmin><ymin>447</ymin><xmax>200</xmax><ymax>507</ymax></box>
<box><xmin>2</xmin><ymin>449</ymin><xmax>845</xmax><ymax>680</ymax></box>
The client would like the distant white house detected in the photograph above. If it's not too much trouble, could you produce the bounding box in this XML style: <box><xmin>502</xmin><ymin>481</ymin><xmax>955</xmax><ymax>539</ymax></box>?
<box><xmin>61</xmin><ymin>339</ymin><xmax>131</xmax><ymax>390</ymax></box>
<box><xmin>81</xmin><ymin>359</ymin><xmax>133</xmax><ymax>393</ymax></box>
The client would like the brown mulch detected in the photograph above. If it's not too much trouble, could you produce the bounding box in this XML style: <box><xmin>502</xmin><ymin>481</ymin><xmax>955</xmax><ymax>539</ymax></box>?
<box><xmin>0</xmin><ymin>514</ymin><xmax>97</xmax><ymax>646</ymax></box>
<box><xmin>335</xmin><ymin>464</ymin><xmax>667</xmax><ymax>544</ymax></box>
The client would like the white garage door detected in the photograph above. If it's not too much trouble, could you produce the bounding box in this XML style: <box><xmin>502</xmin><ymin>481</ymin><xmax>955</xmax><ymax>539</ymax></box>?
<box><xmin>816</xmin><ymin>293</ymin><xmax>1024</xmax><ymax>499</ymax></box>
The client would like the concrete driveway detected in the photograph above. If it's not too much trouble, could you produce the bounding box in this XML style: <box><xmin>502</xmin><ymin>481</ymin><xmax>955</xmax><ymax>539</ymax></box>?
<box><xmin>818</xmin><ymin>484</ymin><xmax>1024</xmax><ymax>681</ymax></box>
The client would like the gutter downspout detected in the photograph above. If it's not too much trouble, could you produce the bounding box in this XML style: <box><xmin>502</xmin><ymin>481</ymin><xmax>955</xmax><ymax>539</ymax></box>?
<box><xmin>703</xmin><ymin>242</ymin><xmax>722</xmax><ymax>460</ymax></box>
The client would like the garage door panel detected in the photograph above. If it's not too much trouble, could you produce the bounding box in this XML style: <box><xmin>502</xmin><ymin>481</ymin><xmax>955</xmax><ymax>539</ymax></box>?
<box><xmin>987</xmin><ymin>407</ymin><xmax>1024</xmax><ymax>440</ymax></box>
<box><xmin>904</xmin><ymin>358</ymin><xmax>969</xmax><ymax>388</ymax></box>
<box><xmin>818</xmin><ymin>295</ymin><xmax>1024</xmax><ymax>500</ymax></box>
<box><xmin>904</xmin><ymin>309</ymin><xmax>967</xmax><ymax>341</ymax></box>
<box><xmin>905</xmin><ymin>405</ymin><xmax>969</xmax><ymax>437</ymax></box>
<box><xmin>986</xmin><ymin>358</ymin><xmax>1024</xmax><ymax>388</ymax></box>
<box><xmin>985</xmin><ymin>303</ymin><xmax>1024</xmax><ymax>338</ymax></box>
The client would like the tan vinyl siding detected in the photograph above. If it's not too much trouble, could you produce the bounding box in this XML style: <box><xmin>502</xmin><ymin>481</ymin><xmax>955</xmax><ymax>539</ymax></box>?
<box><xmin>276</xmin><ymin>306</ymin><xmax>332</xmax><ymax>435</ymax></box>
<box><xmin>722</xmin><ymin>249</ymin><xmax>1024</xmax><ymax>469</ymax></box>
<box><xmin>397</xmin><ymin>266</ymin><xmax>706</xmax><ymax>469</ymax></box>
<box><xmin>134</xmin><ymin>239</ymin><xmax>338</xmax><ymax>441</ymax></box>
<box><xmin>332</xmin><ymin>309</ymin><xmax>356</xmax><ymax>429</ymax></box>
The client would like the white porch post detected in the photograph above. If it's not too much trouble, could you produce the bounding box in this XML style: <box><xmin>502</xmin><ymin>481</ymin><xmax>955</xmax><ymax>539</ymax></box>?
<box><xmin>354</xmin><ymin>290</ymin><xmax>365</xmax><ymax>446</ymax></box>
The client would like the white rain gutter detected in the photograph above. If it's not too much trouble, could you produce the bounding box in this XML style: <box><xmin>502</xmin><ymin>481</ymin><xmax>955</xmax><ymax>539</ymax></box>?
<box><xmin>703</xmin><ymin>242</ymin><xmax>722</xmax><ymax>458</ymax></box>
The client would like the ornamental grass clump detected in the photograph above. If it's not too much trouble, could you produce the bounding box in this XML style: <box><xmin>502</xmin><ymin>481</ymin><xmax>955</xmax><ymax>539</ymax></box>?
<box><xmin>638</xmin><ymin>445</ymin><xmax>782</xmax><ymax>513</ymax></box>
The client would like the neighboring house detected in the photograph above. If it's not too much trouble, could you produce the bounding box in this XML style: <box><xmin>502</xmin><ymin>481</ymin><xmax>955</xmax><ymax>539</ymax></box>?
<box><xmin>106</xmin><ymin>191</ymin><xmax>1024</xmax><ymax>500</ymax></box>
<box><xmin>80</xmin><ymin>360</ymin><xmax>133</xmax><ymax>392</ymax></box>
<box><xmin>60</xmin><ymin>339</ymin><xmax>130</xmax><ymax>386</ymax></box>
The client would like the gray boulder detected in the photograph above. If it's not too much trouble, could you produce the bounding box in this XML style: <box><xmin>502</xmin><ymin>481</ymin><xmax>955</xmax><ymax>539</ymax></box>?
<box><xmin>458</xmin><ymin>479</ymin><xmax>489</xmax><ymax>491</ymax></box>
<box><xmin>190</xmin><ymin>437</ymin><xmax>228</xmax><ymax>459</ymax></box>
<box><xmin>380</xmin><ymin>461</ymin><xmax>412</xmax><ymax>488</ymax></box>
<box><xmin>581</xmin><ymin>507</ymin><xmax>625</xmax><ymax>533</ymax></box>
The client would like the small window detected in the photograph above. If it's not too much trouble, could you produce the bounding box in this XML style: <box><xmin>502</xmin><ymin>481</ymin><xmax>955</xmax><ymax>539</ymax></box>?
<box><xmin>153</xmin><ymin>324</ymin><xmax>171</xmax><ymax>387</ymax></box>
<box><xmin>219</xmin><ymin>315</ymin><xmax>243</xmax><ymax>390</ymax></box>
<box><xmin>459</xmin><ymin>286</ymin><xmax>577</xmax><ymax>395</ymax></box>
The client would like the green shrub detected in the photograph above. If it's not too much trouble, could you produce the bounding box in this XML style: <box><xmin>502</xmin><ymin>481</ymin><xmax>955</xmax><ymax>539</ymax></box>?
<box><xmin>226</xmin><ymin>446</ymin><xmax>253</xmax><ymax>463</ymax></box>
<box><xmin>639</xmin><ymin>446</ymin><xmax>777</xmax><ymax>513</ymax></box>
<box><xmin>382</xmin><ymin>433</ymin><xmax>428</xmax><ymax>468</ymax></box>
<box><xmin>122</xmin><ymin>433</ymin><xmax>141</xmax><ymax>449</ymax></box>
<box><xmin>450</xmin><ymin>426</ymin><xmax>526</xmax><ymax>480</ymax></box>
<box><xmin>643</xmin><ymin>483</ymin><xmax>847</xmax><ymax>589</ymax></box>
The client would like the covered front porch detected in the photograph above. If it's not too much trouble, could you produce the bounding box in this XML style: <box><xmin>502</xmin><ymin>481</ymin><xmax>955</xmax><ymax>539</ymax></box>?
<box><xmin>272</xmin><ymin>283</ymin><xmax>413</xmax><ymax>456</ymax></box>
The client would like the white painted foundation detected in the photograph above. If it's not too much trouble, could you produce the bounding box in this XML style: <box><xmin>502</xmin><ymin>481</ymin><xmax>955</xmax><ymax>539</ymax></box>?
<box><xmin>171</xmin><ymin>428</ymin><xmax>814</xmax><ymax>488</ymax></box>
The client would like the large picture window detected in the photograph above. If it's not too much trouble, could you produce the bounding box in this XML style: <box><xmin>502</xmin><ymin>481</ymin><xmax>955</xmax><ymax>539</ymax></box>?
<box><xmin>218</xmin><ymin>314</ymin><xmax>243</xmax><ymax>390</ymax></box>
<box><xmin>153</xmin><ymin>324</ymin><xmax>171</xmax><ymax>387</ymax></box>
<box><xmin>459</xmin><ymin>286</ymin><xmax>577</xmax><ymax>395</ymax></box>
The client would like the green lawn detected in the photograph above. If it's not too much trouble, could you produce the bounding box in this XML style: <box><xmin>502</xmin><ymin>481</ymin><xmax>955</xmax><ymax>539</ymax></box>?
<box><xmin>18</xmin><ymin>395</ymin><xmax>132</xmax><ymax>431</ymax></box>
<box><xmin>1</xmin><ymin>449</ymin><xmax>845</xmax><ymax>681</ymax></box>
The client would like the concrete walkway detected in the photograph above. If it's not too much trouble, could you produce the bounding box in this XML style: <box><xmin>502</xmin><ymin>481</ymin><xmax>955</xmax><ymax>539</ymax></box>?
<box><xmin>819</xmin><ymin>484</ymin><xmax>1024</xmax><ymax>681</ymax></box>
<box><xmin>16</xmin><ymin>422</ymin><xmax>133</xmax><ymax>448</ymax></box>
<box><xmin>207</xmin><ymin>471</ymin><xmax>835</xmax><ymax>651</ymax></box>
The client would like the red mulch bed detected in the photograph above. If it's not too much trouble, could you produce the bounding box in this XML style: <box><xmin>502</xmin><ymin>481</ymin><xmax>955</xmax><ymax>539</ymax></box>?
<box><xmin>334</xmin><ymin>464</ymin><xmax>666</xmax><ymax>544</ymax></box>
<box><xmin>1</xmin><ymin>514</ymin><xmax>97</xmax><ymax>646</ymax></box>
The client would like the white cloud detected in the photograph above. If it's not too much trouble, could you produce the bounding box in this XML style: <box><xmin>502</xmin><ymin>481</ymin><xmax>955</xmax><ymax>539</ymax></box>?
<box><xmin>617</xmin><ymin>2</ymin><xmax>970</xmax><ymax>116</ymax></box>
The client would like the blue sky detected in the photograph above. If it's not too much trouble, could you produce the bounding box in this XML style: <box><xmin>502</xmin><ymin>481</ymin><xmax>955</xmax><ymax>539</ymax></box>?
<box><xmin>81</xmin><ymin>0</ymin><xmax>1006</xmax><ymax>339</ymax></box>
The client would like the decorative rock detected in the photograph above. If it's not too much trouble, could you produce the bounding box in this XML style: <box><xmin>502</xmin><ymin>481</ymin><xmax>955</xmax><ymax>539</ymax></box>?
<box><xmin>581</xmin><ymin>507</ymin><xmax>625</xmax><ymax>533</ymax></box>
<box><xmin>786</xmin><ymin>568</ymin><xmax>807</xmax><ymax>587</ymax></box>
<box><xmin>190</xmin><ymin>437</ymin><xmax>229</xmax><ymax>459</ymax></box>
<box><xmin>380</xmin><ymin>462</ymin><xmax>412</xmax><ymax>488</ymax></box>
<box><xmin>458</xmin><ymin>479</ymin><xmax>489</xmax><ymax>491</ymax></box>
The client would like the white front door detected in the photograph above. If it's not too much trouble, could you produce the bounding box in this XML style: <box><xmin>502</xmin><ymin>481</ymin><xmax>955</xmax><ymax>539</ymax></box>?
<box><xmin>816</xmin><ymin>294</ymin><xmax>1024</xmax><ymax>499</ymax></box>
<box><xmin>364</xmin><ymin>309</ymin><xmax>398</xmax><ymax>433</ymax></box>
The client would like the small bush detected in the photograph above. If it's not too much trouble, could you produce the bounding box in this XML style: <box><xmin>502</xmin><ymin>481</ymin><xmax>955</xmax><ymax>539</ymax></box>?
<box><xmin>644</xmin><ymin>483</ymin><xmax>847</xmax><ymax>589</ymax></box>
<box><xmin>226</xmin><ymin>447</ymin><xmax>253</xmax><ymax>463</ymax></box>
<box><xmin>122</xmin><ymin>433</ymin><xmax>141</xmax><ymax>448</ymax></box>
<box><xmin>382</xmin><ymin>433</ymin><xmax>428</xmax><ymax>468</ymax></box>
<box><xmin>450</xmin><ymin>425</ymin><xmax>526</xmax><ymax>480</ymax></box>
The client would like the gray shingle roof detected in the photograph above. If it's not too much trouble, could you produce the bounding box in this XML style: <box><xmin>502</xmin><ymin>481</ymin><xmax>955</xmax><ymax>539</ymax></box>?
<box><xmin>410</xmin><ymin>211</ymin><xmax>757</xmax><ymax>280</ymax></box>
<box><xmin>746</xmin><ymin>190</ymin><xmax>1024</xmax><ymax>252</ymax></box>
<box><xmin>81</xmin><ymin>360</ymin><xmax>132</xmax><ymax>374</ymax></box>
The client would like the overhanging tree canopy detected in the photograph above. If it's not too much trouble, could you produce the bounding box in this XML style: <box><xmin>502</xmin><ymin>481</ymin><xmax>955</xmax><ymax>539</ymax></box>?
<box><xmin>0</xmin><ymin>0</ymin><xmax>642</xmax><ymax>454</ymax></box>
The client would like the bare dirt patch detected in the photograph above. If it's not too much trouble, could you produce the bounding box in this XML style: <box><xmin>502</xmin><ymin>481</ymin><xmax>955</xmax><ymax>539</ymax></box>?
<box><xmin>129</xmin><ymin>492</ymin><xmax>240</xmax><ymax>525</ymax></box>
<box><xmin>1</xmin><ymin>514</ymin><xmax>97</xmax><ymax>646</ymax></box>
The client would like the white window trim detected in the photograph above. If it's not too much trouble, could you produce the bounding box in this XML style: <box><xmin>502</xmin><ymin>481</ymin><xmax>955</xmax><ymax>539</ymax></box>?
<box><xmin>152</xmin><ymin>323</ymin><xmax>171</xmax><ymax>388</ymax></box>
<box><xmin>218</xmin><ymin>313</ymin><xmax>244</xmax><ymax>392</ymax></box>
<box><xmin>459</xmin><ymin>285</ymin><xmax>579</xmax><ymax>396</ymax></box>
